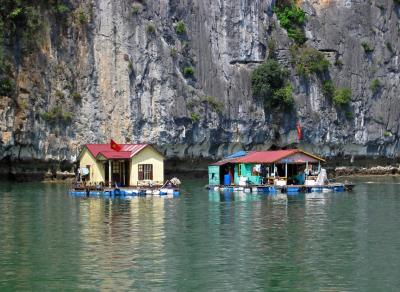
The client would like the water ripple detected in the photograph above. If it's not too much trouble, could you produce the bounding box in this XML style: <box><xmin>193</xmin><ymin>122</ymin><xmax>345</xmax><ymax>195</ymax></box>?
<box><xmin>1</xmin><ymin>180</ymin><xmax>400</xmax><ymax>291</ymax></box>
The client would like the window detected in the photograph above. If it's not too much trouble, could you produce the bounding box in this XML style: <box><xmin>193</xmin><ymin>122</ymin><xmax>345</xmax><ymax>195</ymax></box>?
<box><xmin>138</xmin><ymin>164</ymin><xmax>153</xmax><ymax>180</ymax></box>
<box><xmin>112</xmin><ymin>162</ymin><xmax>120</xmax><ymax>173</ymax></box>
<box><xmin>86</xmin><ymin>165</ymin><xmax>91</xmax><ymax>180</ymax></box>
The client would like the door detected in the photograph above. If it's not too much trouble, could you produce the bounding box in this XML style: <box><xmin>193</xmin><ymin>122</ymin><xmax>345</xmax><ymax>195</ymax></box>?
<box><xmin>124</xmin><ymin>161</ymin><xmax>130</xmax><ymax>186</ymax></box>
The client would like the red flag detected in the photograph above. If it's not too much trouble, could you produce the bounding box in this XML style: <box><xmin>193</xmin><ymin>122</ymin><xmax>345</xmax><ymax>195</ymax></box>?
<box><xmin>296</xmin><ymin>123</ymin><xmax>302</xmax><ymax>141</ymax></box>
<box><xmin>110</xmin><ymin>139</ymin><xmax>122</xmax><ymax>151</ymax></box>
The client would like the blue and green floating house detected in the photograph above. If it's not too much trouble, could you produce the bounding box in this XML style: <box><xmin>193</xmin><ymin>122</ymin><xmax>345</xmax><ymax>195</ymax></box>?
<box><xmin>208</xmin><ymin>149</ymin><xmax>325</xmax><ymax>187</ymax></box>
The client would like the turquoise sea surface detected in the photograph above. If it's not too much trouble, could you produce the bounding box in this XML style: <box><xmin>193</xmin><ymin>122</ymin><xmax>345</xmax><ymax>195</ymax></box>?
<box><xmin>1</xmin><ymin>177</ymin><xmax>400</xmax><ymax>291</ymax></box>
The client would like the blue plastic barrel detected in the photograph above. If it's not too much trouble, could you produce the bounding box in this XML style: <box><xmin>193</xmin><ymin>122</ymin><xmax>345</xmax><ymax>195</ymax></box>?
<box><xmin>224</xmin><ymin>174</ymin><xmax>231</xmax><ymax>186</ymax></box>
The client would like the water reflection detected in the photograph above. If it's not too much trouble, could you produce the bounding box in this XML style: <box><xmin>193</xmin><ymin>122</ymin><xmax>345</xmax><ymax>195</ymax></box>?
<box><xmin>74</xmin><ymin>196</ymin><xmax>171</xmax><ymax>290</ymax></box>
<box><xmin>1</xmin><ymin>180</ymin><xmax>400</xmax><ymax>291</ymax></box>
<box><xmin>208</xmin><ymin>190</ymin><xmax>279</xmax><ymax>203</ymax></box>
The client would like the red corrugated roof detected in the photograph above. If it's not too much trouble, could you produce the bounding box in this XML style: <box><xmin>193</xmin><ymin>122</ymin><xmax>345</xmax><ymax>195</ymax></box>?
<box><xmin>234</xmin><ymin>149</ymin><xmax>298</xmax><ymax>163</ymax></box>
<box><xmin>211</xmin><ymin>149</ymin><xmax>324</xmax><ymax>165</ymax></box>
<box><xmin>85</xmin><ymin>144</ymin><xmax>149</xmax><ymax>159</ymax></box>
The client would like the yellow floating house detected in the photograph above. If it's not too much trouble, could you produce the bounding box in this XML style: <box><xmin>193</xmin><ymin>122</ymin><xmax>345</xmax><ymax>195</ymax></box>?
<box><xmin>77</xmin><ymin>143</ymin><xmax>164</xmax><ymax>187</ymax></box>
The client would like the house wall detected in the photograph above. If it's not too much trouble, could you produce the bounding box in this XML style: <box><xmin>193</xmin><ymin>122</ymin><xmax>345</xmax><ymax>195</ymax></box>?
<box><xmin>130</xmin><ymin>147</ymin><xmax>164</xmax><ymax>185</ymax></box>
<box><xmin>79</xmin><ymin>149</ymin><xmax>105</xmax><ymax>183</ymax></box>
<box><xmin>239</xmin><ymin>164</ymin><xmax>262</xmax><ymax>185</ymax></box>
<box><xmin>208</xmin><ymin>166</ymin><xmax>220</xmax><ymax>185</ymax></box>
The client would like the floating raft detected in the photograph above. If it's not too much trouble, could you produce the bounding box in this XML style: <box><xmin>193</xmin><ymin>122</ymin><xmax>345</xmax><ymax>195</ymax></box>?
<box><xmin>69</xmin><ymin>187</ymin><xmax>180</xmax><ymax>198</ymax></box>
<box><xmin>207</xmin><ymin>182</ymin><xmax>354</xmax><ymax>194</ymax></box>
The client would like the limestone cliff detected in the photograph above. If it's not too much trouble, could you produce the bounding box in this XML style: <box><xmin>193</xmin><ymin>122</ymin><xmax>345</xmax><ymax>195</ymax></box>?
<box><xmin>0</xmin><ymin>0</ymin><xmax>399</xmax><ymax>173</ymax></box>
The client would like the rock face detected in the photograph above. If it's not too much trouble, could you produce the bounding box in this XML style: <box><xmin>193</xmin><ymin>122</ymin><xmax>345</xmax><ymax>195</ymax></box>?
<box><xmin>1</xmin><ymin>0</ymin><xmax>400</xmax><ymax>171</ymax></box>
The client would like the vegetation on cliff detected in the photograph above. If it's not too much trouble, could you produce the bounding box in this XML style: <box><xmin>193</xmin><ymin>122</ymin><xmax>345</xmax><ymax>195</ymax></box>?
<box><xmin>333</xmin><ymin>88</ymin><xmax>352</xmax><ymax>107</ymax></box>
<box><xmin>274</xmin><ymin>0</ymin><xmax>307</xmax><ymax>45</ymax></box>
<box><xmin>291</xmin><ymin>47</ymin><xmax>330</xmax><ymax>78</ymax></box>
<box><xmin>251</xmin><ymin>59</ymin><xmax>293</xmax><ymax>109</ymax></box>
<box><xmin>0</xmin><ymin>0</ymin><xmax>47</xmax><ymax>97</ymax></box>
<box><xmin>266</xmin><ymin>1</ymin><xmax>355</xmax><ymax>118</ymax></box>
<box><xmin>0</xmin><ymin>0</ymin><xmax>74</xmax><ymax>99</ymax></box>
<box><xmin>41</xmin><ymin>106</ymin><xmax>72</xmax><ymax>125</ymax></box>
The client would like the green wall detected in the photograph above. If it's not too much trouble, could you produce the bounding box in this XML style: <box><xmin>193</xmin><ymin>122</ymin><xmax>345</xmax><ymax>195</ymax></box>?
<box><xmin>236</xmin><ymin>164</ymin><xmax>262</xmax><ymax>185</ymax></box>
<box><xmin>208</xmin><ymin>166</ymin><xmax>220</xmax><ymax>185</ymax></box>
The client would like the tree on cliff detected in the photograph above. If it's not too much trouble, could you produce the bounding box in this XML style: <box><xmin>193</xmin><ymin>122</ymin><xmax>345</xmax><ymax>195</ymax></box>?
<box><xmin>251</xmin><ymin>59</ymin><xmax>293</xmax><ymax>109</ymax></box>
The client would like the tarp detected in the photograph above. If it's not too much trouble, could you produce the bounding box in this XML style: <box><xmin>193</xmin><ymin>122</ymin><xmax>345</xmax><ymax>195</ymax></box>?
<box><xmin>316</xmin><ymin>169</ymin><xmax>328</xmax><ymax>185</ymax></box>
<box><xmin>224</xmin><ymin>151</ymin><xmax>247</xmax><ymax>159</ymax></box>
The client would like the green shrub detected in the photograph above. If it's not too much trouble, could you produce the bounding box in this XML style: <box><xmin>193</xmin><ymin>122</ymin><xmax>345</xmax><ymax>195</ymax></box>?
<box><xmin>251</xmin><ymin>59</ymin><xmax>286</xmax><ymax>99</ymax></box>
<box><xmin>274</xmin><ymin>2</ymin><xmax>307</xmax><ymax>44</ymax></box>
<box><xmin>272</xmin><ymin>84</ymin><xmax>294</xmax><ymax>108</ymax></box>
<box><xmin>0</xmin><ymin>4</ymin><xmax>43</xmax><ymax>53</ymax></box>
<box><xmin>76</xmin><ymin>8</ymin><xmax>88</xmax><ymax>24</ymax></box>
<box><xmin>384</xmin><ymin>131</ymin><xmax>392</xmax><ymax>137</ymax></box>
<box><xmin>56</xmin><ymin>4</ymin><xmax>70</xmax><ymax>14</ymax></box>
<box><xmin>175</xmin><ymin>20</ymin><xmax>186</xmax><ymax>34</ymax></box>
<box><xmin>132</xmin><ymin>4</ymin><xmax>141</xmax><ymax>14</ymax></box>
<box><xmin>71</xmin><ymin>92</ymin><xmax>82</xmax><ymax>103</ymax></box>
<box><xmin>62</xmin><ymin>111</ymin><xmax>72</xmax><ymax>121</ymax></box>
<box><xmin>183</xmin><ymin>66</ymin><xmax>194</xmax><ymax>77</ymax></box>
<box><xmin>345</xmin><ymin>111</ymin><xmax>353</xmax><ymax>119</ymax></box>
<box><xmin>292</xmin><ymin>47</ymin><xmax>330</xmax><ymax>78</ymax></box>
<box><xmin>64</xmin><ymin>82</ymin><xmax>73</xmax><ymax>90</ymax></box>
<box><xmin>322</xmin><ymin>80</ymin><xmax>334</xmax><ymax>98</ymax></box>
<box><xmin>190</xmin><ymin>112</ymin><xmax>200</xmax><ymax>123</ymax></box>
<box><xmin>147</xmin><ymin>24</ymin><xmax>155</xmax><ymax>34</ymax></box>
<box><xmin>10</xmin><ymin>7</ymin><xmax>23</xmax><ymax>19</ymax></box>
<box><xmin>361</xmin><ymin>42</ymin><xmax>374</xmax><ymax>53</ymax></box>
<box><xmin>186</xmin><ymin>100</ymin><xmax>196</xmax><ymax>110</ymax></box>
<box><xmin>287</xmin><ymin>27</ymin><xmax>307</xmax><ymax>45</ymax></box>
<box><xmin>41</xmin><ymin>106</ymin><xmax>72</xmax><ymax>124</ymax></box>
<box><xmin>55</xmin><ymin>90</ymin><xmax>64</xmax><ymax>98</ymax></box>
<box><xmin>251</xmin><ymin>59</ymin><xmax>294</xmax><ymax>109</ymax></box>
<box><xmin>21</xmin><ymin>7</ymin><xmax>43</xmax><ymax>51</ymax></box>
<box><xmin>170</xmin><ymin>47</ymin><xmax>178</xmax><ymax>58</ymax></box>
<box><xmin>334</xmin><ymin>59</ymin><xmax>343</xmax><ymax>68</ymax></box>
<box><xmin>202</xmin><ymin>96</ymin><xmax>223</xmax><ymax>113</ymax></box>
<box><xmin>18</xmin><ymin>99</ymin><xmax>28</xmax><ymax>110</ymax></box>
<box><xmin>0</xmin><ymin>77</ymin><xmax>15</xmax><ymax>97</ymax></box>
<box><xmin>333</xmin><ymin>88</ymin><xmax>351</xmax><ymax>106</ymax></box>
<box><xmin>370</xmin><ymin>79</ymin><xmax>381</xmax><ymax>93</ymax></box>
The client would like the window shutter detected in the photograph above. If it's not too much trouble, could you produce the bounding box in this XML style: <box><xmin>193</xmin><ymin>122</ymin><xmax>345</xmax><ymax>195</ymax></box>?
<box><xmin>138</xmin><ymin>165</ymin><xmax>144</xmax><ymax>180</ymax></box>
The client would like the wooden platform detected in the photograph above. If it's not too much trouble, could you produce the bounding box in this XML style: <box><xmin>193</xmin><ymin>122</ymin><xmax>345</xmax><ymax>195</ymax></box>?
<box><xmin>207</xmin><ymin>182</ymin><xmax>353</xmax><ymax>194</ymax></box>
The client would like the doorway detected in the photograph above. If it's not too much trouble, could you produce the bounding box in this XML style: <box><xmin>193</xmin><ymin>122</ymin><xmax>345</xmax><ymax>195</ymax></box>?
<box><xmin>105</xmin><ymin>160</ymin><xmax>130</xmax><ymax>187</ymax></box>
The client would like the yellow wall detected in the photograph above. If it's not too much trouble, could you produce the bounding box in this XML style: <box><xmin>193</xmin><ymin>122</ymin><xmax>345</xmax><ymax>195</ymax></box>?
<box><xmin>79</xmin><ymin>149</ymin><xmax>105</xmax><ymax>183</ymax></box>
<box><xmin>130</xmin><ymin>147</ymin><xmax>164</xmax><ymax>186</ymax></box>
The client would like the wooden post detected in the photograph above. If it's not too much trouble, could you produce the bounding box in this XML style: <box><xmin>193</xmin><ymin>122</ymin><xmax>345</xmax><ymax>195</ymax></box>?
<box><xmin>318</xmin><ymin>161</ymin><xmax>321</xmax><ymax>173</ymax></box>
<box><xmin>306</xmin><ymin>161</ymin><xmax>309</xmax><ymax>177</ymax></box>
<box><xmin>122</xmin><ymin>161</ymin><xmax>125</xmax><ymax>187</ymax></box>
<box><xmin>109</xmin><ymin>160</ymin><xmax>112</xmax><ymax>187</ymax></box>
<box><xmin>285</xmin><ymin>163</ymin><xmax>288</xmax><ymax>179</ymax></box>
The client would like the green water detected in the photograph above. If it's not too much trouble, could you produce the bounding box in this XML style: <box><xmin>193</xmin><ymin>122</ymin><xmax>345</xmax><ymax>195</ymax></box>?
<box><xmin>0</xmin><ymin>177</ymin><xmax>400</xmax><ymax>291</ymax></box>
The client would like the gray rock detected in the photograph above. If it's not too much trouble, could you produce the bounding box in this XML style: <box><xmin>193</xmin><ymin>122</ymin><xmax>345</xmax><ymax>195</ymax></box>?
<box><xmin>0</xmin><ymin>0</ymin><xmax>399</xmax><ymax>174</ymax></box>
